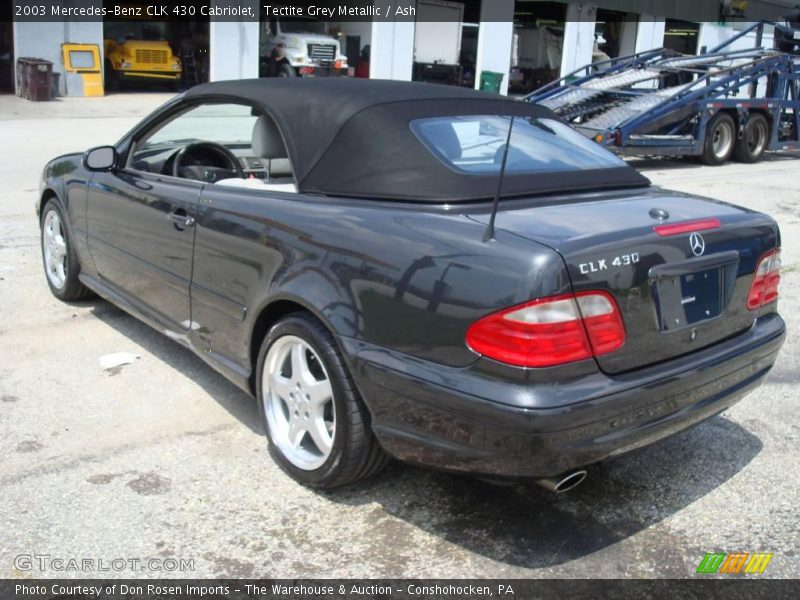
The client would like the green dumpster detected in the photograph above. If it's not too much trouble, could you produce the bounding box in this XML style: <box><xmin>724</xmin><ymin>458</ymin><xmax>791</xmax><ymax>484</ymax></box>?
<box><xmin>479</xmin><ymin>71</ymin><xmax>504</xmax><ymax>93</ymax></box>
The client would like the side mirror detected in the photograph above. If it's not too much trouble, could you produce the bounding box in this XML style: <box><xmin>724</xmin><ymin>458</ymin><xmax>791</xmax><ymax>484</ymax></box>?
<box><xmin>84</xmin><ymin>146</ymin><xmax>117</xmax><ymax>171</ymax></box>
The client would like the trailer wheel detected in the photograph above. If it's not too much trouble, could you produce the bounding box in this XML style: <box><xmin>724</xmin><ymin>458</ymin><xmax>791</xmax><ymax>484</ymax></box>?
<box><xmin>700</xmin><ymin>113</ymin><xmax>736</xmax><ymax>165</ymax></box>
<box><xmin>733</xmin><ymin>114</ymin><xmax>769</xmax><ymax>163</ymax></box>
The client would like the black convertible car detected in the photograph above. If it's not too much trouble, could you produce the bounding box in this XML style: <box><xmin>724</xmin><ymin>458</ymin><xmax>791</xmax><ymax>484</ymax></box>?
<box><xmin>39</xmin><ymin>79</ymin><xmax>784</xmax><ymax>492</ymax></box>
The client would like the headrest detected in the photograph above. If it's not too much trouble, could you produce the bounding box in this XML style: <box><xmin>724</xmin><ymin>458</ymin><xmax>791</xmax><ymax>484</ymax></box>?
<box><xmin>252</xmin><ymin>115</ymin><xmax>287</xmax><ymax>159</ymax></box>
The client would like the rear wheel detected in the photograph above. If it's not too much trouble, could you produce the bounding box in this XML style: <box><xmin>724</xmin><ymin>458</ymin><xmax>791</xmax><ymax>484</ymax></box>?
<box><xmin>256</xmin><ymin>313</ymin><xmax>388</xmax><ymax>489</ymax></box>
<box><xmin>700</xmin><ymin>113</ymin><xmax>736</xmax><ymax>165</ymax></box>
<box><xmin>733</xmin><ymin>113</ymin><xmax>769</xmax><ymax>163</ymax></box>
<box><xmin>40</xmin><ymin>199</ymin><xmax>93</xmax><ymax>301</ymax></box>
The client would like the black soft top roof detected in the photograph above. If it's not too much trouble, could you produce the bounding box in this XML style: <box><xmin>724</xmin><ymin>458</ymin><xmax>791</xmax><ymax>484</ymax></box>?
<box><xmin>186</xmin><ymin>78</ymin><xmax>648</xmax><ymax>201</ymax></box>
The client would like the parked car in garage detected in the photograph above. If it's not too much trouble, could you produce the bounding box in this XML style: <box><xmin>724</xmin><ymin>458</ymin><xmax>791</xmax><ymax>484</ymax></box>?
<box><xmin>38</xmin><ymin>79</ymin><xmax>785</xmax><ymax>492</ymax></box>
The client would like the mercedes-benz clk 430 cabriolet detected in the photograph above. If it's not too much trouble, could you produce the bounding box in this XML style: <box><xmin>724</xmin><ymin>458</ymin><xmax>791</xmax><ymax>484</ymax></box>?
<box><xmin>39</xmin><ymin>79</ymin><xmax>785</xmax><ymax>492</ymax></box>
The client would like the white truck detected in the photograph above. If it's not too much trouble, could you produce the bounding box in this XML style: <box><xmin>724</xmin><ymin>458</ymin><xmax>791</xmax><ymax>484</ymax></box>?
<box><xmin>413</xmin><ymin>0</ymin><xmax>464</xmax><ymax>83</ymax></box>
<box><xmin>260</xmin><ymin>17</ymin><xmax>348</xmax><ymax>77</ymax></box>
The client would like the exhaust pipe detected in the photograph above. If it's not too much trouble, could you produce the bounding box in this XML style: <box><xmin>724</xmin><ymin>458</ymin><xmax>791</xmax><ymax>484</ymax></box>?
<box><xmin>535</xmin><ymin>469</ymin><xmax>587</xmax><ymax>494</ymax></box>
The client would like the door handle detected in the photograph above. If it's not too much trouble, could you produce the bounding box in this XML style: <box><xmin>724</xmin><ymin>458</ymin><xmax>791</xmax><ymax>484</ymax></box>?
<box><xmin>167</xmin><ymin>210</ymin><xmax>195</xmax><ymax>230</ymax></box>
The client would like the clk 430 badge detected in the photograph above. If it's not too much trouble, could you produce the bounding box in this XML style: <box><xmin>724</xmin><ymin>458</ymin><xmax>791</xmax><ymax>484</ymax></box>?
<box><xmin>578</xmin><ymin>252</ymin><xmax>640</xmax><ymax>274</ymax></box>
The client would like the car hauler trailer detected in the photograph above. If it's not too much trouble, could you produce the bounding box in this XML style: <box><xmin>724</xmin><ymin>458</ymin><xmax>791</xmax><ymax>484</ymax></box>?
<box><xmin>526</xmin><ymin>22</ymin><xmax>800</xmax><ymax>164</ymax></box>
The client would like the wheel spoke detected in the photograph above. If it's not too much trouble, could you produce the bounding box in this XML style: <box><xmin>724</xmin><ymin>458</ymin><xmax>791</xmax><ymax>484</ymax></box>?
<box><xmin>306</xmin><ymin>379</ymin><xmax>332</xmax><ymax>409</ymax></box>
<box><xmin>286</xmin><ymin>417</ymin><xmax>306</xmax><ymax>448</ymax></box>
<box><xmin>290</xmin><ymin>343</ymin><xmax>309</xmax><ymax>381</ymax></box>
<box><xmin>307</xmin><ymin>416</ymin><xmax>333</xmax><ymax>453</ymax></box>
<box><xmin>269</xmin><ymin>373</ymin><xmax>294</xmax><ymax>404</ymax></box>
<box><xmin>55</xmin><ymin>261</ymin><xmax>66</xmax><ymax>284</ymax></box>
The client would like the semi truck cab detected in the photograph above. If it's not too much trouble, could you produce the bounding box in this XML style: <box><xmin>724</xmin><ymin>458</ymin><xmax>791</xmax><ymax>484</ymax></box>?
<box><xmin>261</xmin><ymin>18</ymin><xmax>348</xmax><ymax>77</ymax></box>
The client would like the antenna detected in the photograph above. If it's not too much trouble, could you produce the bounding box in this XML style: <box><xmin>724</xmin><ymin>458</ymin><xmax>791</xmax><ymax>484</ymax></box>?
<box><xmin>483</xmin><ymin>104</ymin><xmax>518</xmax><ymax>243</ymax></box>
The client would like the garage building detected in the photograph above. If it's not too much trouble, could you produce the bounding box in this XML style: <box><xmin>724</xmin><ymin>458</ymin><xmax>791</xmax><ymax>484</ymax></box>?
<box><xmin>2</xmin><ymin>0</ymin><xmax>797</xmax><ymax>97</ymax></box>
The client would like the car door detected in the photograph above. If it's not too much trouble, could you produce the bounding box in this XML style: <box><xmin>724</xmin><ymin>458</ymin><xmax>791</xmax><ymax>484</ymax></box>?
<box><xmin>86</xmin><ymin>165</ymin><xmax>201</xmax><ymax>332</ymax></box>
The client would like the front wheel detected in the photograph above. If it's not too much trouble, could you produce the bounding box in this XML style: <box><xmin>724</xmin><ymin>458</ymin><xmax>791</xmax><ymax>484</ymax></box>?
<box><xmin>40</xmin><ymin>199</ymin><xmax>93</xmax><ymax>301</ymax></box>
<box><xmin>256</xmin><ymin>313</ymin><xmax>388</xmax><ymax>489</ymax></box>
<box><xmin>733</xmin><ymin>114</ymin><xmax>769</xmax><ymax>163</ymax></box>
<box><xmin>700</xmin><ymin>113</ymin><xmax>736</xmax><ymax>166</ymax></box>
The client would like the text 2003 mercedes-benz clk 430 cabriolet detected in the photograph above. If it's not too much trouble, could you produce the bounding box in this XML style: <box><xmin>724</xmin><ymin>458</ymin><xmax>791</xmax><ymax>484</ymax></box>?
<box><xmin>39</xmin><ymin>79</ymin><xmax>784</xmax><ymax>491</ymax></box>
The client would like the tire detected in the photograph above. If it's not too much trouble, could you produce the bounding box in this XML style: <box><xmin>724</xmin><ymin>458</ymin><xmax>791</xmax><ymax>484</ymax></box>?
<box><xmin>700</xmin><ymin>112</ymin><xmax>736</xmax><ymax>165</ymax></box>
<box><xmin>256</xmin><ymin>312</ymin><xmax>388</xmax><ymax>489</ymax></box>
<box><xmin>278</xmin><ymin>63</ymin><xmax>296</xmax><ymax>78</ymax></box>
<box><xmin>733</xmin><ymin>114</ymin><xmax>769</xmax><ymax>163</ymax></box>
<box><xmin>40</xmin><ymin>199</ymin><xmax>93</xmax><ymax>302</ymax></box>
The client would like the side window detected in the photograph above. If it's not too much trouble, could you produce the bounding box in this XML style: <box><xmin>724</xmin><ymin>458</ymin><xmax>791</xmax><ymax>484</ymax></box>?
<box><xmin>128</xmin><ymin>103</ymin><xmax>257</xmax><ymax>173</ymax></box>
<box><xmin>128</xmin><ymin>103</ymin><xmax>296</xmax><ymax>191</ymax></box>
<box><xmin>410</xmin><ymin>115</ymin><xmax>626</xmax><ymax>174</ymax></box>
<box><xmin>135</xmin><ymin>103</ymin><xmax>257</xmax><ymax>154</ymax></box>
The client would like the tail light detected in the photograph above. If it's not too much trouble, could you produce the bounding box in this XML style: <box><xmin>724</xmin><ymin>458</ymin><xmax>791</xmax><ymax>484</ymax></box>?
<box><xmin>747</xmin><ymin>249</ymin><xmax>781</xmax><ymax>310</ymax></box>
<box><xmin>466</xmin><ymin>291</ymin><xmax>625</xmax><ymax>368</ymax></box>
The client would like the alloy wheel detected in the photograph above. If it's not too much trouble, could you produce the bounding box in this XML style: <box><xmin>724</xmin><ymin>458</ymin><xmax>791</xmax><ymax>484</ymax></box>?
<box><xmin>42</xmin><ymin>210</ymin><xmax>68</xmax><ymax>290</ymax></box>
<box><xmin>262</xmin><ymin>335</ymin><xmax>335</xmax><ymax>471</ymax></box>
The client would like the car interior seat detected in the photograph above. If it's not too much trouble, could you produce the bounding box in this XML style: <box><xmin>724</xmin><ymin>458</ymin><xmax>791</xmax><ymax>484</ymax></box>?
<box><xmin>251</xmin><ymin>114</ymin><xmax>295</xmax><ymax>183</ymax></box>
<box><xmin>216</xmin><ymin>114</ymin><xmax>297</xmax><ymax>192</ymax></box>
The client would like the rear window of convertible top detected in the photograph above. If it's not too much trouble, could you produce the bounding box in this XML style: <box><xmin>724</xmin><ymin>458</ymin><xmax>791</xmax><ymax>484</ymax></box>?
<box><xmin>410</xmin><ymin>115</ymin><xmax>626</xmax><ymax>175</ymax></box>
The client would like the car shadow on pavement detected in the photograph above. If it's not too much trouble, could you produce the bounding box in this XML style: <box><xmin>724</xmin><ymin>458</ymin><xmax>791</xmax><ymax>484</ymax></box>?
<box><xmin>89</xmin><ymin>302</ymin><xmax>262</xmax><ymax>434</ymax></box>
<box><xmin>84</xmin><ymin>301</ymin><xmax>762</xmax><ymax>571</ymax></box>
<box><xmin>327</xmin><ymin>415</ymin><xmax>762</xmax><ymax>570</ymax></box>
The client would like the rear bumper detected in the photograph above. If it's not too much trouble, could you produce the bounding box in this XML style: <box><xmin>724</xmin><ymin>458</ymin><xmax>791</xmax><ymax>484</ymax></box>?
<box><xmin>342</xmin><ymin>313</ymin><xmax>785</xmax><ymax>478</ymax></box>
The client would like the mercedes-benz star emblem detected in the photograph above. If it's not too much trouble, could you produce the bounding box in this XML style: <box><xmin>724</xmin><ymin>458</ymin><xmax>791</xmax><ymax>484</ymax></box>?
<box><xmin>689</xmin><ymin>232</ymin><xmax>706</xmax><ymax>256</ymax></box>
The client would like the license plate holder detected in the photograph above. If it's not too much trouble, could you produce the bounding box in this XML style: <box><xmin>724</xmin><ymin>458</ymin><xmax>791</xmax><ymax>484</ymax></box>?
<box><xmin>649</xmin><ymin>251</ymin><xmax>739</xmax><ymax>332</ymax></box>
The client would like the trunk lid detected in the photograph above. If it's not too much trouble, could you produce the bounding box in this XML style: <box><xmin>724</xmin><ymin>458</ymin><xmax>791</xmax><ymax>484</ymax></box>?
<box><xmin>474</xmin><ymin>188</ymin><xmax>779</xmax><ymax>374</ymax></box>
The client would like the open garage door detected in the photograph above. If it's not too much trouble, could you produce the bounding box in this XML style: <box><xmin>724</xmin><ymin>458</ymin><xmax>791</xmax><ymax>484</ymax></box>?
<box><xmin>102</xmin><ymin>7</ymin><xmax>209</xmax><ymax>92</ymax></box>
<box><xmin>594</xmin><ymin>9</ymin><xmax>639</xmax><ymax>61</ymax></box>
<box><xmin>509</xmin><ymin>1</ymin><xmax>567</xmax><ymax>94</ymax></box>
<box><xmin>258</xmin><ymin>14</ymin><xmax>352</xmax><ymax>78</ymax></box>
<box><xmin>664</xmin><ymin>19</ymin><xmax>700</xmax><ymax>54</ymax></box>
<box><xmin>0</xmin><ymin>5</ymin><xmax>13</xmax><ymax>93</ymax></box>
